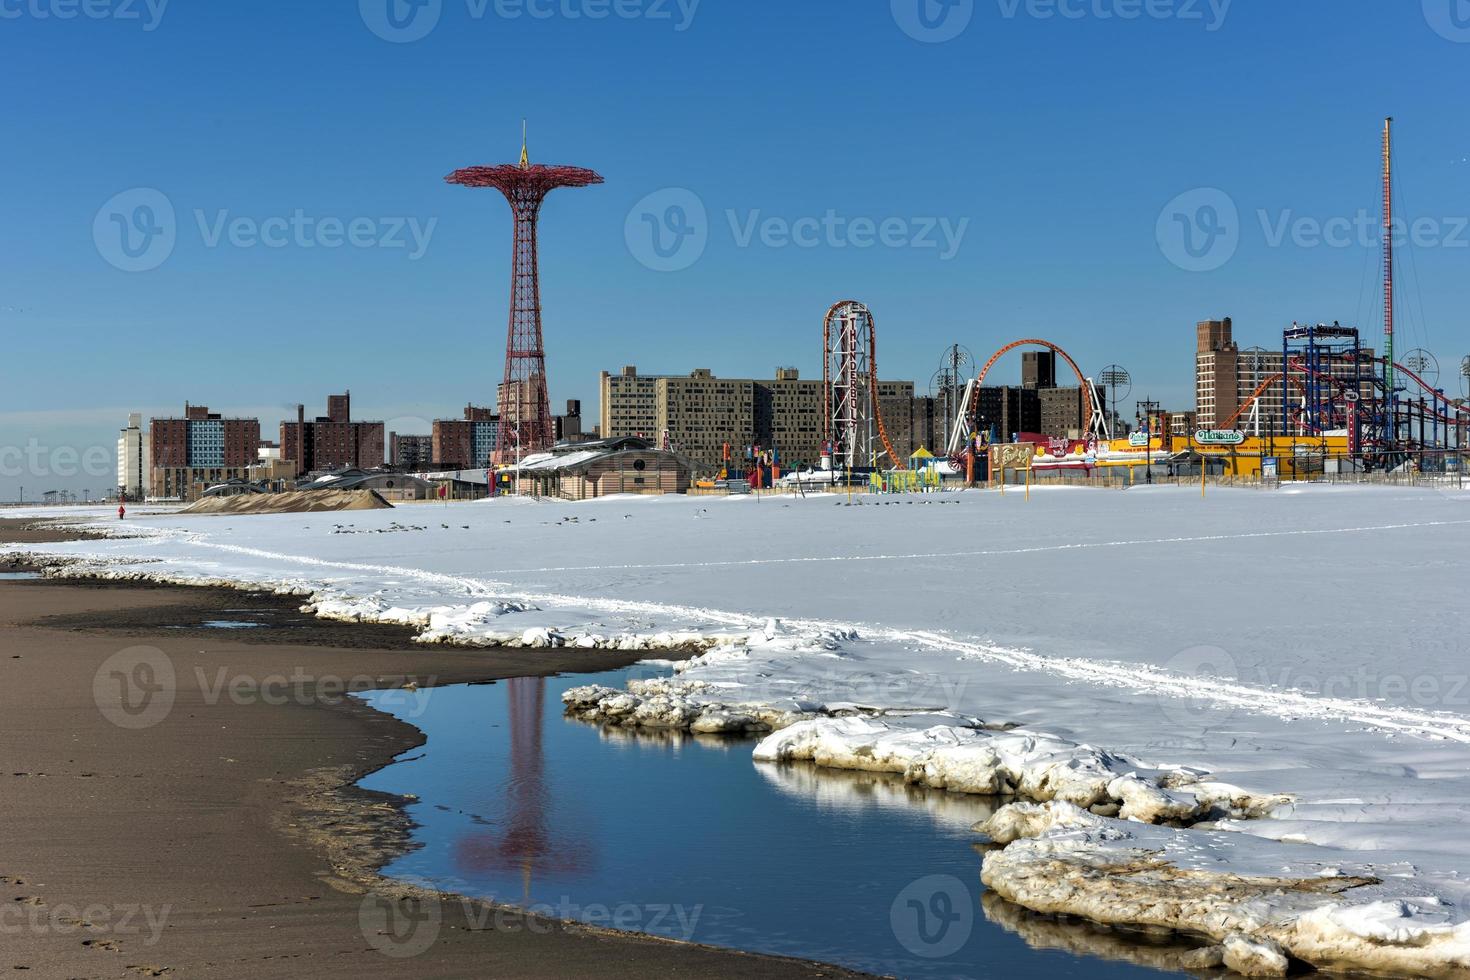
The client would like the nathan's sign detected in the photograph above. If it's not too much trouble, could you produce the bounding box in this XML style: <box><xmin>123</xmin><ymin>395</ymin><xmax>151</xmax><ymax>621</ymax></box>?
<box><xmin>1195</xmin><ymin>429</ymin><xmax>1245</xmax><ymax>446</ymax></box>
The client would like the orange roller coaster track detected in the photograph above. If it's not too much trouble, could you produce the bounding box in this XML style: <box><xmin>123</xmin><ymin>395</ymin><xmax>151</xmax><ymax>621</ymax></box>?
<box><xmin>823</xmin><ymin>300</ymin><xmax>905</xmax><ymax>470</ymax></box>
<box><xmin>1220</xmin><ymin>356</ymin><xmax>1470</xmax><ymax>432</ymax></box>
<box><xmin>973</xmin><ymin>339</ymin><xmax>1093</xmax><ymax>433</ymax></box>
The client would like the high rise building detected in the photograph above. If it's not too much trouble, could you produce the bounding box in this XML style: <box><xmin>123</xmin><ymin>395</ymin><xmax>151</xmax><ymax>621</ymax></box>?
<box><xmin>432</xmin><ymin>405</ymin><xmax>499</xmax><ymax>470</ymax></box>
<box><xmin>1022</xmin><ymin>351</ymin><xmax>1057</xmax><ymax>390</ymax></box>
<box><xmin>600</xmin><ymin>367</ymin><xmax>662</xmax><ymax>440</ymax></box>
<box><xmin>388</xmin><ymin>433</ymin><xmax>435</xmax><ymax>470</ymax></box>
<box><xmin>280</xmin><ymin>392</ymin><xmax>385</xmax><ymax>474</ymax></box>
<box><xmin>601</xmin><ymin>367</ymin><xmax>915</xmax><ymax>469</ymax></box>
<box><xmin>116</xmin><ymin>413</ymin><xmax>150</xmax><ymax>500</ymax></box>
<box><xmin>1195</xmin><ymin>318</ymin><xmax>1284</xmax><ymax>432</ymax></box>
<box><xmin>149</xmin><ymin>404</ymin><xmax>261</xmax><ymax>500</ymax></box>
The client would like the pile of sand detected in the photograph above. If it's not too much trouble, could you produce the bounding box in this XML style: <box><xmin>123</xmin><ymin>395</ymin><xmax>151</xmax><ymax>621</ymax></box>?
<box><xmin>182</xmin><ymin>490</ymin><xmax>393</xmax><ymax>516</ymax></box>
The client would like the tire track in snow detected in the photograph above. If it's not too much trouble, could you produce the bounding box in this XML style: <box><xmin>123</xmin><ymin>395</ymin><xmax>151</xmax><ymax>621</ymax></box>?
<box><xmin>491</xmin><ymin>518</ymin><xmax>1470</xmax><ymax>574</ymax></box>
<box><xmin>88</xmin><ymin>523</ymin><xmax>1470</xmax><ymax>743</ymax></box>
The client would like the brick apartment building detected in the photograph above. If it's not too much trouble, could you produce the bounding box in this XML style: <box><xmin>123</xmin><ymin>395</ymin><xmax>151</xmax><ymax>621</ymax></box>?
<box><xmin>388</xmin><ymin>433</ymin><xmax>435</xmax><ymax>470</ymax></box>
<box><xmin>600</xmin><ymin>366</ymin><xmax>916</xmax><ymax>469</ymax></box>
<box><xmin>149</xmin><ymin>404</ymin><xmax>261</xmax><ymax>499</ymax></box>
<box><xmin>432</xmin><ymin>405</ymin><xmax>499</xmax><ymax>471</ymax></box>
<box><xmin>280</xmin><ymin>392</ymin><xmax>384</xmax><ymax>474</ymax></box>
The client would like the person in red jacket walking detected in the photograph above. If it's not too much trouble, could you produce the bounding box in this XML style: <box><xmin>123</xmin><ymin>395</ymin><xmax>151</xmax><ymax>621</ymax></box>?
<box><xmin>118</xmin><ymin>504</ymin><xmax>126</xmax><ymax>520</ymax></box>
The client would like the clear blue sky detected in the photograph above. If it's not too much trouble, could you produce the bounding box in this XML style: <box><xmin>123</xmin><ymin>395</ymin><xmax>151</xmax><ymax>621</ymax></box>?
<box><xmin>3</xmin><ymin>0</ymin><xmax>1468</xmax><ymax>497</ymax></box>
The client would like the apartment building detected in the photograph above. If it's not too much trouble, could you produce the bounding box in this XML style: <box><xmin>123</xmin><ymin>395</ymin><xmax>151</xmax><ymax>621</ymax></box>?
<box><xmin>600</xmin><ymin>367</ymin><xmax>662</xmax><ymax>440</ymax></box>
<box><xmin>432</xmin><ymin>405</ymin><xmax>499</xmax><ymax>470</ymax></box>
<box><xmin>388</xmin><ymin>432</ymin><xmax>435</xmax><ymax>470</ymax></box>
<box><xmin>149</xmin><ymin>404</ymin><xmax>261</xmax><ymax>500</ymax></box>
<box><xmin>280</xmin><ymin>392</ymin><xmax>385</xmax><ymax>474</ymax></box>
<box><xmin>1195</xmin><ymin>318</ymin><xmax>1287</xmax><ymax>432</ymax></box>
<box><xmin>116</xmin><ymin>412</ymin><xmax>151</xmax><ymax>500</ymax></box>
<box><xmin>601</xmin><ymin>367</ymin><xmax>916</xmax><ymax>469</ymax></box>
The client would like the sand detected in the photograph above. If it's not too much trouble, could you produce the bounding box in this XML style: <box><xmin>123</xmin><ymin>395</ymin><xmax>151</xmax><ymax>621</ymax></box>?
<box><xmin>181</xmin><ymin>489</ymin><xmax>394</xmax><ymax>515</ymax></box>
<box><xmin>0</xmin><ymin>570</ymin><xmax>861</xmax><ymax>978</ymax></box>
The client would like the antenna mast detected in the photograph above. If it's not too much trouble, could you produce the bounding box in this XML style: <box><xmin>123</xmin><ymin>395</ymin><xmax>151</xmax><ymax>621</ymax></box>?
<box><xmin>1382</xmin><ymin>117</ymin><xmax>1395</xmax><ymax>425</ymax></box>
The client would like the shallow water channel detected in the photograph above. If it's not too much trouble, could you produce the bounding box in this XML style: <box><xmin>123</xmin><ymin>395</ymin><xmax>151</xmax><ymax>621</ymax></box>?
<box><xmin>359</xmin><ymin>670</ymin><xmax>1195</xmax><ymax>979</ymax></box>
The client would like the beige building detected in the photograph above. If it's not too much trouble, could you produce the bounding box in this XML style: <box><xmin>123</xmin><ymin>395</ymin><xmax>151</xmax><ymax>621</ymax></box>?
<box><xmin>601</xmin><ymin>367</ymin><xmax>916</xmax><ymax>469</ymax></box>
<box><xmin>1196</xmin><ymin>318</ymin><xmax>1284</xmax><ymax>433</ymax></box>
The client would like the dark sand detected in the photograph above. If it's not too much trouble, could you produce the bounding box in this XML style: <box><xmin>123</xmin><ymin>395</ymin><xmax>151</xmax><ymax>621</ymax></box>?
<box><xmin>0</xmin><ymin>565</ymin><xmax>863</xmax><ymax>977</ymax></box>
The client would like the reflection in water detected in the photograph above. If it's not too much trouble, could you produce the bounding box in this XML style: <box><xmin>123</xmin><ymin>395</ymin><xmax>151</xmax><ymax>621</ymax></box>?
<box><xmin>567</xmin><ymin>714</ymin><xmax>745</xmax><ymax>753</ymax></box>
<box><xmin>362</xmin><ymin>672</ymin><xmax>1189</xmax><ymax>980</ymax></box>
<box><xmin>452</xmin><ymin>677</ymin><xmax>594</xmax><ymax>903</ymax></box>
<box><xmin>756</xmin><ymin>760</ymin><xmax>1002</xmax><ymax>832</ymax></box>
<box><xmin>982</xmin><ymin>893</ymin><xmax>1217</xmax><ymax>976</ymax></box>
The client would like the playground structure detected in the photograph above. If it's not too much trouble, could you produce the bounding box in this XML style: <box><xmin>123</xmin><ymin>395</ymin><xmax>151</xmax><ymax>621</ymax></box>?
<box><xmin>822</xmin><ymin>301</ymin><xmax>904</xmax><ymax>471</ymax></box>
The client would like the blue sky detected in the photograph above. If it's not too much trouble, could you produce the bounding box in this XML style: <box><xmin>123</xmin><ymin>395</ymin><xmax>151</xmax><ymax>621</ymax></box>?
<box><xmin>2</xmin><ymin>0</ymin><xmax>1468</xmax><ymax>497</ymax></box>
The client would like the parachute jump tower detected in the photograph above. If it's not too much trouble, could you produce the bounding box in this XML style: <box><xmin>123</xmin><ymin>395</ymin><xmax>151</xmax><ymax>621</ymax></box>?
<box><xmin>446</xmin><ymin>128</ymin><xmax>603</xmax><ymax>462</ymax></box>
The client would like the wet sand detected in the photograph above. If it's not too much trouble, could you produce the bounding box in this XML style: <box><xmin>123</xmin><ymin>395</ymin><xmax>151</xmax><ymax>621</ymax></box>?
<box><xmin>0</xmin><ymin>566</ymin><xmax>863</xmax><ymax>978</ymax></box>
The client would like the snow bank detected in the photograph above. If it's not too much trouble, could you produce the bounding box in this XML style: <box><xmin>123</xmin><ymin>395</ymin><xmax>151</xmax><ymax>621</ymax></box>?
<box><xmin>978</xmin><ymin>800</ymin><xmax>1470</xmax><ymax>976</ymax></box>
<box><xmin>752</xmin><ymin>716</ymin><xmax>1285</xmax><ymax>824</ymax></box>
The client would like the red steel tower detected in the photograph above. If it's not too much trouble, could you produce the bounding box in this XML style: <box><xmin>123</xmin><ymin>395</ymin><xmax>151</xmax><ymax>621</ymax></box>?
<box><xmin>446</xmin><ymin>132</ymin><xmax>603</xmax><ymax>461</ymax></box>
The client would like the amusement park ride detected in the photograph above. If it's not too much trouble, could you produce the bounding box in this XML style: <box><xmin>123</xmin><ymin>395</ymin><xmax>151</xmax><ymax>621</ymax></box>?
<box><xmin>815</xmin><ymin>116</ymin><xmax>1469</xmax><ymax>482</ymax></box>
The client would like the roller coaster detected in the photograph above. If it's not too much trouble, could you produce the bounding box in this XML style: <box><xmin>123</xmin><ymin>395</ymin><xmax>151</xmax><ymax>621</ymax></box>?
<box><xmin>1221</xmin><ymin>322</ymin><xmax>1468</xmax><ymax>468</ymax></box>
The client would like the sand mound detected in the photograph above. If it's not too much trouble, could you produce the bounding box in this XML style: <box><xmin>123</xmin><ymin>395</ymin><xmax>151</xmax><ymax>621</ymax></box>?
<box><xmin>183</xmin><ymin>490</ymin><xmax>393</xmax><ymax>515</ymax></box>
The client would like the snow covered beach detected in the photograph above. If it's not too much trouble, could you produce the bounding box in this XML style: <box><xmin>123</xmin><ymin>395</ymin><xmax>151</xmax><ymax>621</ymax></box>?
<box><xmin>11</xmin><ymin>485</ymin><xmax>1470</xmax><ymax>975</ymax></box>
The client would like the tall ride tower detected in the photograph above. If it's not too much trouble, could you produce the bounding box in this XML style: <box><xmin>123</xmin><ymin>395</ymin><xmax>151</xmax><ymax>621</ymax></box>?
<box><xmin>446</xmin><ymin>129</ymin><xmax>603</xmax><ymax>461</ymax></box>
